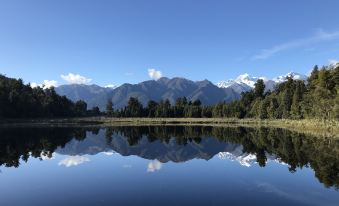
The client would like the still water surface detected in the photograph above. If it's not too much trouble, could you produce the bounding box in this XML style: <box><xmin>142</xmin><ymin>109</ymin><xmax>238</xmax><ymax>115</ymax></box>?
<box><xmin>0</xmin><ymin>126</ymin><xmax>338</xmax><ymax>206</ymax></box>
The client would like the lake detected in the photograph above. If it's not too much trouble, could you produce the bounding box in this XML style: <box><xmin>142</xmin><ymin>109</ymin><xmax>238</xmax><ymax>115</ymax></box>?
<box><xmin>0</xmin><ymin>126</ymin><xmax>338</xmax><ymax>206</ymax></box>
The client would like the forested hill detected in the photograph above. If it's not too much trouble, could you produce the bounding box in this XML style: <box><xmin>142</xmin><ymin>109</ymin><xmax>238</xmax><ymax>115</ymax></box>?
<box><xmin>0</xmin><ymin>63</ymin><xmax>338</xmax><ymax>120</ymax></box>
<box><xmin>0</xmin><ymin>75</ymin><xmax>100</xmax><ymax>118</ymax></box>
<box><xmin>55</xmin><ymin>77</ymin><xmax>240</xmax><ymax>110</ymax></box>
<box><xmin>228</xmin><ymin>64</ymin><xmax>339</xmax><ymax>120</ymax></box>
<box><xmin>107</xmin><ymin>64</ymin><xmax>338</xmax><ymax>120</ymax></box>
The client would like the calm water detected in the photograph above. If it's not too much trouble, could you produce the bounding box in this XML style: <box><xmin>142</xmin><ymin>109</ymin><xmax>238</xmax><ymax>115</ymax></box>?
<box><xmin>0</xmin><ymin>126</ymin><xmax>338</xmax><ymax>206</ymax></box>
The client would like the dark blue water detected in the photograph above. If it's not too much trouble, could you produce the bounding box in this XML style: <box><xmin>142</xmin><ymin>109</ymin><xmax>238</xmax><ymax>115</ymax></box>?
<box><xmin>0</xmin><ymin>126</ymin><xmax>338</xmax><ymax>206</ymax></box>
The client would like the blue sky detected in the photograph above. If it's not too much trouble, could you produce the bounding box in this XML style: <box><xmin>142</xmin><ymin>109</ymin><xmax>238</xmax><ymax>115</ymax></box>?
<box><xmin>0</xmin><ymin>0</ymin><xmax>339</xmax><ymax>87</ymax></box>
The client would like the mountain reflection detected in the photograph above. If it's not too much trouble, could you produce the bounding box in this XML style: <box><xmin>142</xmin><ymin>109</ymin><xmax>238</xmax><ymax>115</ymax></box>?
<box><xmin>0</xmin><ymin>126</ymin><xmax>338</xmax><ymax>189</ymax></box>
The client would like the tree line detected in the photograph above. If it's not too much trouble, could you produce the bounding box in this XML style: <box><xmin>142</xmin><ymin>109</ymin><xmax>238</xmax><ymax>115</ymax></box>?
<box><xmin>0</xmin><ymin>75</ymin><xmax>101</xmax><ymax>118</ymax></box>
<box><xmin>1</xmin><ymin>126</ymin><xmax>337</xmax><ymax>188</ymax></box>
<box><xmin>1</xmin><ymin>63</ymin><xmax>338</xmax><ymax>119</ymax></box>
<box><xmin>106</xmin><ymin>96</ymin><xmax>211</xmax><ymax>118</ymax></box>
<box><xmin>106</xmin><ymin>63</ymin><xmax>339</xmax><ymax>120</ymax></box>
<box><xmin>105</xmin><ymin>126</ymin><xmax>338</xmax><ymax>188</ymax></box>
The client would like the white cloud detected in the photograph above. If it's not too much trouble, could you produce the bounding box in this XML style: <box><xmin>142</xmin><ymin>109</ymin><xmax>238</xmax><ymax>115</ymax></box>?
<box><xmin>43</xmin><ymin>80</ymin><xmax>58</xmax><ymax>88</ymax></box>
<box><xmin>148</xmin><ymin>68</ymin><xmax>162</xmax><ymax>80</ymax></box>
<box><xmin>31</xmin><ymin>80</ymin><xmax>58</xmax><ymax>89</ymax></box>
<box><xmin>30</xmin><ymin>82</ymin><xmax>39</xmax><ymax>88</ymax></box>
<box><xmin>147</xmin><ymin>159</ymin><xmax>162</xmax><ymax>172</ymax></box>
<box><xmin>61</xmin><ymin>73</ymin><xmax>92</xmax><ymax>84</ymax></box>
<box><xmin>58</xmin><ymin>155</ymin><xmax>90</xmax><ymax>167</ymax></box>
<box><xmin>252</xmin><ymin>29</ymin><xmax>339</xmax><ymax>60</ymax></box>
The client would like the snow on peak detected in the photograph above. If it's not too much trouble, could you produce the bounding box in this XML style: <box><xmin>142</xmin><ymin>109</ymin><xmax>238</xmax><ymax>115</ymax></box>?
<box><xmin>273</xmin><ymin>72</ymin><xmax>307</xmax><ymax>83</ymax></box>
<box><xmin>328</xmin><ymin>59</ymin><xmax>339</xmax><ymax>67</ymax></box>
<box><xmin>235</xmin><ymin>73</ymin><xmax>250</xmax><ymax>81</ymax></box>
<box><xmin>217</xmin><ymin>72</ymin><xmax>307</xmax><ymax>92</ymax></box>
<box><xmin>217</xmin><ymin>73</ymin><xmax>267</xmax><ymax>89</ymax></box>
<box><xmin>218</xmin><ymin>152</ymin><xmax>257</xmax><ymax>167</ymax></box>
<box><xmin>216</xmin><ymin>79</ymin><xmax>236</xmax><ymax>88</ymax></box>
<box><xmin>235</xmin><ymin>73</ymin><xmax>266</xmax><ymax>88</ymax></box>
<box><xmin>217</xmin><ymin>146</ymin><xmax>286</xmax><ymax>167</ymax></box>
<box><xmin>104</xmin><ymin>84</ymin><xmax>118</xmax><ymax>89</ymax></box>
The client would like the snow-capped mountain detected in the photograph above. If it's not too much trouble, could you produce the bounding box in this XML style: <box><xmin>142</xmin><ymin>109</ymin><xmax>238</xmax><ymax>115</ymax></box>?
<box><xmin>217</xmin><ymin>80</ymin><xmax>252</xmax><ymax>93</ymax></box>
<box><xmin>217</xmin><ymin>72</ymin><xmax>307</xmax><ymax>93</ymax></box>
<box><xmin>217</xmin><ymin>73</ymin><xmax>262</xmax><ymax>88</ymax></box>
<box><xmin>217</xmin><ymin>73</ymin><xmax>275</xmax><ymax>93</ymax></box>
<box><xmin>218</xmin><ymin>146</ymin><xmax>257</xmax><ymax>167</ymax></box>
<box><xmin>217</xmin><ymin>146</ymin><xmax>286</xmax><ymax>167</ymax></box>
<box><xmin>273</xmin><ymin>72</ymin><xmax>307</xmax><ymax>83</ymax></box>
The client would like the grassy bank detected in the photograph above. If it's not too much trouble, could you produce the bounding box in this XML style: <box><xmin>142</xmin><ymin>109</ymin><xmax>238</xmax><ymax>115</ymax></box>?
<box><xmin>1</xmin><ymin>117</ymin><xmax>338</xmax><ymax>138</ymax></box>
<box><xmin>100</xmin><ymin>117</ymin><xmax>339</xmax><ymax>137</ymax></box>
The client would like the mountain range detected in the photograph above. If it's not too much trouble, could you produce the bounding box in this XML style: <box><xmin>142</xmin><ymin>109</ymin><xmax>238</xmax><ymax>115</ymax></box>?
<box><xmin>56</xmin><ymin>77</ymin><xmax>239</xmax><ymax>110</ymax></box>
<box><xmin>55</xmin><ymin>72</ymin><xmax>308</xmax><ymax>110</ymax></box>
<box><xmin>54</xmin><ymin>129</ymin><xmax>282</xmax><ymax>167</ymax></box>
<box><xmin>55</xmin><ymin>84</ymin><xmax>115</xmax><ymax>110</ymax></box>
<box><xmin>217</xmin><ymin>72</ymin><xmax>307</xmax><ymax>92</ymax></box>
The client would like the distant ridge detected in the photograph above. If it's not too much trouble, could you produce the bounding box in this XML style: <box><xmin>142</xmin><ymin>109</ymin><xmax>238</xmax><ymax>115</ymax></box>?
<box><xmin>55</xmin><ymin>72</ymin><xmax>308</xmax><ymax>110</ymax></box>
<box><xmin>217</xmin><ymin>72</ymin><xmax>307</xmax><ymax>92</ymax></box>
<box><xmin>56</xmin><ymin>77</ymin><xmax>239</xmax><ymax>110</ymax></box>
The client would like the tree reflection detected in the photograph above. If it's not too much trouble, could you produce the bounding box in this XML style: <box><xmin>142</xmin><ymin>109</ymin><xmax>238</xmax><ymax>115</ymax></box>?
<box><xmin>0</xmin><ymin>125</ymin><xmax>338</xmax><ymax>189</ymax></box>
<box><xmin>0</xmin><ymin>127</ymin><xmax>95</xmax><ymax>167</ymax></box>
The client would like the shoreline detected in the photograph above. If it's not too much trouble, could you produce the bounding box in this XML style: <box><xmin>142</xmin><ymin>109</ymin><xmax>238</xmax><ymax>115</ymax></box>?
<box><xmin>0</xmin><ymin>117</ymin><xmax>338</xmax><ymax>138</ymax></box>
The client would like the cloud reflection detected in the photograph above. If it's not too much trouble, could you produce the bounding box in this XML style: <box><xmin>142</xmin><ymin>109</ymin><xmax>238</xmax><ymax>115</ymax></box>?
<box><xmin>147</xmin><ymin>159</ymin><xmax>162</xmax><ymax>172</ymax></box>
<box><xmin>58</xmin><ymin>155</ymin><xmax>90</xmax><ymax>167</ymax></box>
<box><xmin>40</xmin><ymin>152</ymin><xmax>55</xmax><ymax>160</ymax></box>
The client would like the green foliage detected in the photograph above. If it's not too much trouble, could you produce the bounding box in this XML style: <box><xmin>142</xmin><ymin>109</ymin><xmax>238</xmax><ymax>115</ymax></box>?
<box><xmin>146</xmin><ymin>100</ymin><xmax>158</xmax><ymax>117</ymax></box>
<box><xmin>259</xmin><ymin>98</ymin><xmax>270</xmax><ymax>119</ymax></box>
<box><xmin>106</xmin><ymin>100</ymin><xmax>114</xmax><ymax>117</ymax></box>
<box><xmin>224</xmin><ymin>64</ymin><xmax>338</xmax><ymax>120</ymax></box>
<box><xmin>254</xmin><ymin>79</ymin><xmax>265</xmax><ymax>98</ymax></box>
<box><xmin>290</xmin><ymin>81</ymin><xmax>305</xmax><ymax>119</ymax></box>
<box><xmin>267</xmin><ymin>96</ymin><xmax>279</xmax><ymax>119</ymax></box>
<box><xmin>125</xmin><ymin>97</ymin><xmax>143</xmax><ymax>117</ymax></box>
<box><xmin>2</xmin><ymin>62</ymin><xmax>338</xmax><ymax>120</ymax></box>
<box><xmin>108</xmin><ymin>64</ymin><xmax>338</xmax><ymax>120</ymax></box>
<box><xmin>0</xmin><ymin>74</ymin><xmax>100</xmax><ymax>118</ymax></box>
<box><xmin>334</xmin><ymin>94</ymin><xmax>339</xmax><ymax>119</ymax></box>
<box><xmin>1</xmin><ymin>126</ymin><xmax>338</xmax><ymax>188</ymax></box>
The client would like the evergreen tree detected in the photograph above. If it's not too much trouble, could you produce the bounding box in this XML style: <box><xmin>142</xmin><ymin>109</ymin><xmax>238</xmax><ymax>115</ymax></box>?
<box><xmin>125</xmin><ymin>97</ymin><xmax>143</xmax><ymax>117</ymax></box>
<box><xmin>332</xmin><ymin>64</ymin><xmax>339</xmax><ymax>86</ymax></box>
<box><xmin>106</xmin><ymin>100</ymin><xmax>114</xmax><ymax>117</ymax></box>
<box><xmin>147</xmin><ymin>100</ymin><xmax>158</xmax><ymax>117</ymax></box>
<box><xmin>75</xmin><ymin>100</ymin><xmax>87</xmax><ymax>116</ymax></box>
<box><xmin>259</xmin><ymin>98</ymin><xmax>270</xmax><ymax>119</ymax></box>
<box><xmin>254</xmin><ymin>79</ymin><xmax>265</xmax><ymax>98</ymax></box>
<box><xmin>192</xmin><ymin>99</ymin><xmax>202</xmax><ymax>106</ymax></box>
<box><xmin>1</xmin><ymin>62</ymin><xmax>338</xmax><ymax>120</ymax></box>
<box><xmin>290</xmin><ymin>81</ymin><xmax>305</xmax><ymax>119</ymax></box>
<box><xmin>281</xmin><ymin>77</ymin><xmax>294</xmax><ymax>118</ymax></box>
<box><xmin>249</xmin><ymin>99</ymin><xmax>261</xmax><ymax>118</ymax></box>
<box><xmin>318</xmin><ymin>67</ymin><xmax>332</xmax><ymax>89</ymax></box>
<box><xmin>308</xmin><ymin>65</ymin><xmax>319</xmax><ymax>90</ymax></box>
<box><xmin>334</xmin><ymin>89</ymin><xmax>339</xmax><ymax>119</ymax></box>
<box><xmin>201</xmin><ymin>106</ymin><xmax>212</xmax><ymax>117</ymax></box>
<box><xmin>268</xmin><ymin>96</ymin><xmax>279</xmax><ymax>119</ymax></box>
<box><xmin>155</xmin><ymin>100</ymin><xmax>171</xmax><ymax>117</ymax></box>
<box><xmin>212</xmin><ymin>103</ymin><xmax>223</xmax><ymax>117</ymax></box>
